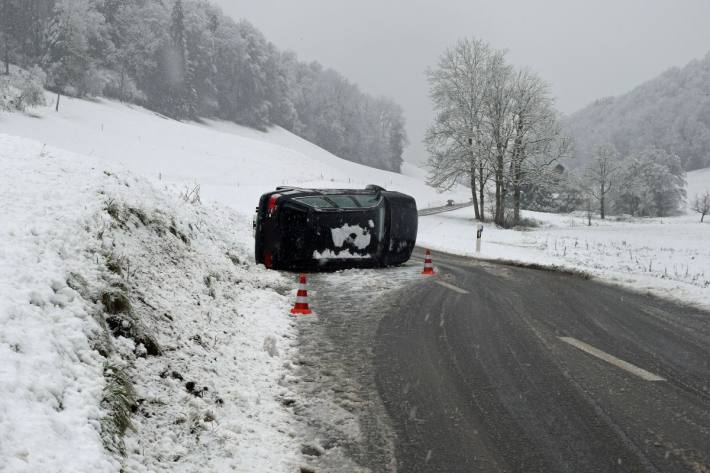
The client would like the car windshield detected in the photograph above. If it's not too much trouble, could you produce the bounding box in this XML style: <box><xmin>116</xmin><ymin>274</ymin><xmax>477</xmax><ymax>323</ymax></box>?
<box><xmin>294</xmin><ymin>194</ymin><xmax>381</xmax><ymax>209</ymax></box>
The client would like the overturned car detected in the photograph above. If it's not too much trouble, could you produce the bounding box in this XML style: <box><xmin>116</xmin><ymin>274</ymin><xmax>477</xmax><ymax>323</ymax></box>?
<box><xmin>254</xmin><ymin>185</ymin><xmax>418</xmax><ymax>270</ymax></box>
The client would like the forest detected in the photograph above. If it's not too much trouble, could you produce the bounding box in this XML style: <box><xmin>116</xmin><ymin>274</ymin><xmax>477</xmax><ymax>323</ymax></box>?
<box><xmin>564</xmin><ymin>52</ymin><xmax>710</xmax><ymax>173</ymax></box>
<box><xmin>0</xmin><ymin>0</ymin><xmax>407</xmax><ymax>172</ymax></box>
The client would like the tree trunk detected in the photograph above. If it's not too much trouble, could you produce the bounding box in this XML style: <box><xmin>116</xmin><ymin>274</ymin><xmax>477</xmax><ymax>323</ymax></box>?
<box><xmin>479</xmin><ymin>179</ymin><xmax>485</xmax><ymax>222</ymax></box>
<box><xmin>512</xmin><ymin>161</ymin><xmax>522</xmax><ymax>226</ymax></box>
<box><xmin>493</xmin><ymin>180</ymin><xmax>502</xmax><ymax>226</ymax></box>
<box><xmin>55</xmin><ymin>93</ymin><xmax>61</xmax><ymax>112</ymax></box>
<box><xmin>119</xmin><ymin>69</ymin><xmax>126</xmax><ymax>103</ymax></box>
<box><xmin>702</xmin><ymin>212</ymin><xmax>706</xmax><ymax>223</ymax></box>
<box><xmin>477</xmin><ymin>160</ymin><xmax>486</xmax><ymax>221</ymax></box>
<box><xmin>513</xmin><ymin>186</ymin><xmax>520</xmax><ymax>226</ymax></box>
<box><xmin>494</xmin><ymin>149</ymin><xmax>506</xmax><ymax>227</ymax></box>
<box><xmin>600</xmin><ymin>193</ymin><xmax>605</xmax><ymax>220</ymax></box>
<box><xmin>587</xmin><ymin>199</ymin><xmax>592</xmax><ymax>226</ymax></box>
<box><xmin>3</xmin><ymin>36</ymin><xmax>9</xmax><ymax>75</ymax></box>
<box><xmin>470</xmin><ymin>163</ymin><xmax>481</xmax><ymax>221</ymax></box>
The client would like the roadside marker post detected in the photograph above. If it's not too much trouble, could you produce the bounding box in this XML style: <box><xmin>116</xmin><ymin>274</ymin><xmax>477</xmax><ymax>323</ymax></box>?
<box><xmin>422</xmin><ymin>249</ymin><xmax>436</xmax><ymax>275</ymax></box>
<box><xmin>476</xmin><ymin>224</ymin><xmax>483</xmax><ymax>254</ymax></box>
<box><xmin>290</xmin><ymin>273</ymin><xmax>313</xmax><ymax>315</ymax></box>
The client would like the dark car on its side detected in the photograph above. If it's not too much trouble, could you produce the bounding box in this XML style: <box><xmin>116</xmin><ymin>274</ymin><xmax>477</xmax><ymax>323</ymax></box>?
<box><xmin>253</xmin><ymin>185</ymin><xmax>418</xmax><ymax>270</ymax></box>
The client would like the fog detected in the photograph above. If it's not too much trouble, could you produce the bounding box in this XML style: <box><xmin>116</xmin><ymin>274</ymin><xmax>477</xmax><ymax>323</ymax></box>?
<box><xmin>214</xmin><ymin>0</ymin><xmax>710</xmax><ymax>164</ymax></box>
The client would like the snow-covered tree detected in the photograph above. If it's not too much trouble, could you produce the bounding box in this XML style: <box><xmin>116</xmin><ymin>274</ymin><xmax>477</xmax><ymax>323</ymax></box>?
<box><xmin>0</xmin><ymin>0</ymin><xmax>20</xmax><ymax>75</ymax></box>
<box><xmin>583</xmin><ymin>143</ymin><xmax>619</xmax><ymax>219</ymax></box>
<box><xmin>425</xmin><ymin>38</ymin><xmax>494</xmax><ymax>221</ymax></box>
<box><xmin>613</xmin><ymin>148</ymin><xmax>686</xmax><ymax>217</ymax></box>
<box><xmin>508</xmin><ymin>69</ymin><xmax>569</xmax><ymax>225</ymax></box>
<box><xmin>0</xmin><ymin>65</ymin><xmax>46</xmax><ymax>111</ymax></box>
<box><xmin>426</xmin><ymin>38</ymin><xmax>567</xmax><ymax>226</ymax></box>
<box><xmin>45</xmin><ymin>0</ymin><xmax>108</xmax><ymax>103</ymax></box>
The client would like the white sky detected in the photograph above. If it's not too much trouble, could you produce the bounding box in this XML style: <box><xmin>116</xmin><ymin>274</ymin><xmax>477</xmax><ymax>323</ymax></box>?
<box><xmin>212</xmin><ymin>0</ymin><xmax>710</xmax><ymax>165</ymax></box>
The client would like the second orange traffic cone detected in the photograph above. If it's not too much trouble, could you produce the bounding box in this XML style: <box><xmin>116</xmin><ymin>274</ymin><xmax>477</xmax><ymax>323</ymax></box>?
<box><xmin>290</xmin><ymin>273</ymin><xmax>313</xmax><ymax>315</ymax></box>
<box><xmin>421</xmin><ymin>249</ymin><xmax>435</xmax><ymax>275</ymax></box>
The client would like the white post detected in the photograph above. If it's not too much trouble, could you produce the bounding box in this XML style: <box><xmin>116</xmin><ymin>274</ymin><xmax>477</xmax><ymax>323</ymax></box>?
<box><xmin>476</xmin><ymin>224</ymin><xmax>483</xmax><ymax>254</ymax></box>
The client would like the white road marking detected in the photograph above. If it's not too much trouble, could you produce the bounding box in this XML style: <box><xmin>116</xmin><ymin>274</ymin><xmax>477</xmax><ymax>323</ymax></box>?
<box><xmin>559</xmin><ymin>337</ymin><xmax>666</xmax><ymax>382</ymax></box>
<box><xmin>434</xmin><ymin>280</ymin><xmax>470</xmax><ymax>294</ymax></box>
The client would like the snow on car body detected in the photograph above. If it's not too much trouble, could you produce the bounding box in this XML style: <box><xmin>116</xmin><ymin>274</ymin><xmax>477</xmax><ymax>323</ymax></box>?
<box><xmin>254</xmin><ymin>185</ymin><xmax>418</xmax><ymax>270</ymax></box>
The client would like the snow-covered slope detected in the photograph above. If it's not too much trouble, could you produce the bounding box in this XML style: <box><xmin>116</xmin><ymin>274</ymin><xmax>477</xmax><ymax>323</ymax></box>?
<box><xmin>0</xmin><ymin>135</ymin><xmax>300</xmax><ymax>472</ymax></box>
<box><xmin>0</xmin><ymin>94</ymin><xmax>467</xmax><ymax>213</ymax></box>
<box><xmin>687</xmin><ymin>166</ymin><xmax>710</xmax><ymax>203</ymax></box>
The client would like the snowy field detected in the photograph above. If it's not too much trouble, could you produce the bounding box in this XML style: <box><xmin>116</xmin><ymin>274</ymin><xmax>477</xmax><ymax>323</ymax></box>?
<box><xmin>418</xmin><ymin>197</ymin><xmax>710</xmax><ymax>309</ymax></box>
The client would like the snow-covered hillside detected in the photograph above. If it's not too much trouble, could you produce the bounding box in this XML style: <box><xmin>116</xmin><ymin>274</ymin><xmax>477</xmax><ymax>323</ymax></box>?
<box><xmin>687</xmin><ymin>166</ymin><xmax>710</xmax><ymax>203</ymax></box>
<box><xmin>563</xmin><ymin>53</ymin><xmax>710</xmax><ymax>172</ymax></box>
<box><xmin>0</xmin><ymin>135</ymin><xmax>301</xmax><ymax>472</ymax></box>
<box><xmin>0</xmin><ymin>94</ymin><xmax>467</xmax><ymax>213</ymax></box>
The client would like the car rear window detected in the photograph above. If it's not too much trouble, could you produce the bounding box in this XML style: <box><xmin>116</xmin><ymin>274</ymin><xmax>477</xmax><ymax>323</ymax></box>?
<box><xmin>294</xmin><ymin>196</ymin><xmax>337</xmax><ymax>208</ymax></box>
<box><xmin>294</xmin><ymin>194</ymin><xmax>381</xmax><ymax>209</ymax></box>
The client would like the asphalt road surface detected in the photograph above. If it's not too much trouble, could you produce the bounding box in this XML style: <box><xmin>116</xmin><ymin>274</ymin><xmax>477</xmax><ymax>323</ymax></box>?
<box><xmin>374</xmin><ymin>249</ymin><xmax>710</xmax><ymax>473</ymax></box>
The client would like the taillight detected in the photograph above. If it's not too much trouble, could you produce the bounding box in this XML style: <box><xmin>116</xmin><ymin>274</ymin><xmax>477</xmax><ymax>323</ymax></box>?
<box><xmin>263</xmin><ymin>251</ymin><xmax>273</xmax><ymax>268</ymax></box>
<box><xmin>267</xmin><ymin>194</ymin><xmax>281</xmax><ymax>215</ymax></box>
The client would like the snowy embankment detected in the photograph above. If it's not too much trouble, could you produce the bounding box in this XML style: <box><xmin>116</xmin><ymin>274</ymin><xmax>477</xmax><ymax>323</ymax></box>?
<box><xmin>0</xmin><ymin>135</ymin><xmax>300</xmax><ymax>472</ymax></box>
<box><xmin>418</xmin><ymin>197</ymin><xmax>710</xmax><ymax>310</ymax></box>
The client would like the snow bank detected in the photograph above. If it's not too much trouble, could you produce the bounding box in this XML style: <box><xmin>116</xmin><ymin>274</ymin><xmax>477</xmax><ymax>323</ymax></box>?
<box><xmin>0</xmin><ymin>137</ymin><xmax>116</xmax><ymax>472</ymax></box>
<box><xmin>0</xmin><ymin>134</ymin><xmax>299</xmax><ymax>472</ymax></box>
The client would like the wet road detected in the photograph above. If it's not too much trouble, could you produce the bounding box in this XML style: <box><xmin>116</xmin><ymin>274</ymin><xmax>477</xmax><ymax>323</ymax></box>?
<box><xmin>374</xmin><ymin>249</ymin><xmax>710</xmax><ymax>472</ymax></box>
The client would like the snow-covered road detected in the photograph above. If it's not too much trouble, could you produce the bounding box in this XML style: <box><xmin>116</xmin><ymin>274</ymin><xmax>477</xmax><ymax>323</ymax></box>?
<box><xmin>284</xmin><ymin>263</ymin><xmax>424</xmax><ymax>472</ymax></box>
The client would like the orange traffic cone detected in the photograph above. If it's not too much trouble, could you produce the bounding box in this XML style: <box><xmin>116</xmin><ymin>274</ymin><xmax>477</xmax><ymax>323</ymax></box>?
<box><xmin>290</xmin><ymin>273</ymin><xmax>313</xmax><ymax>315</ymax></box>
<box><xmin>421</xmin><ymin>249</ymin><xmax>435</xmax><ymax>275</ymax></box>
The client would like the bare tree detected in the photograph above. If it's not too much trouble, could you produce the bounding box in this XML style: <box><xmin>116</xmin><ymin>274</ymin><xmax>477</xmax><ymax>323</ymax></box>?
<box><xmin>508</xmin><ymin>70</ymin><xmax>569</xmax><ymax>226</ymax></box>
<box><xmin>584</xmin><ymin>144</ymin><xmax>619</xmax><ymax>219</ymax></box>
<box><xmin>482</xmin><ymin>51</ymin><xmax>516</xmax><ymax>226</ymax></box>
<box><xmin>425</xmin><ymin>38</ymin><xmax>492</xmax><ymax>221</ymax></box>
<box><xmin>692</xmin><ymin>191</ymin><xmax>710</xmax><ymax>222</ymax></box>
<box><xmin>426</xmin><ymin>38</ymin><xmax>566</xmax><ymax>227</ymax></box>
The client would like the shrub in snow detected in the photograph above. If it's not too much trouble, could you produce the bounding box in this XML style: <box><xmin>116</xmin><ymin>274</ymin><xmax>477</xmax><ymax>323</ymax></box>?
<box><xmin>692</xmin><ymin>191</ymin><xmax>710</xmax><ymax>222</ymax></box>
<box><xmin>0</xmin><ymin>66</ymin><xmax>47</xmax><ymax>112</ymax></box>
<box><xmin>101</xmin><ymin>286</ymin><xmax>161</xmax><ymax>357</ymax></box>
<box><xmin>99</xmin><ymin>69</ymin><xmax>146</xmax><ymax>103</ymax></box>
<box><xmin>100</xmin><ymin>363</ymin><xmax>137</xmax><ymax>456</ymax></box>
